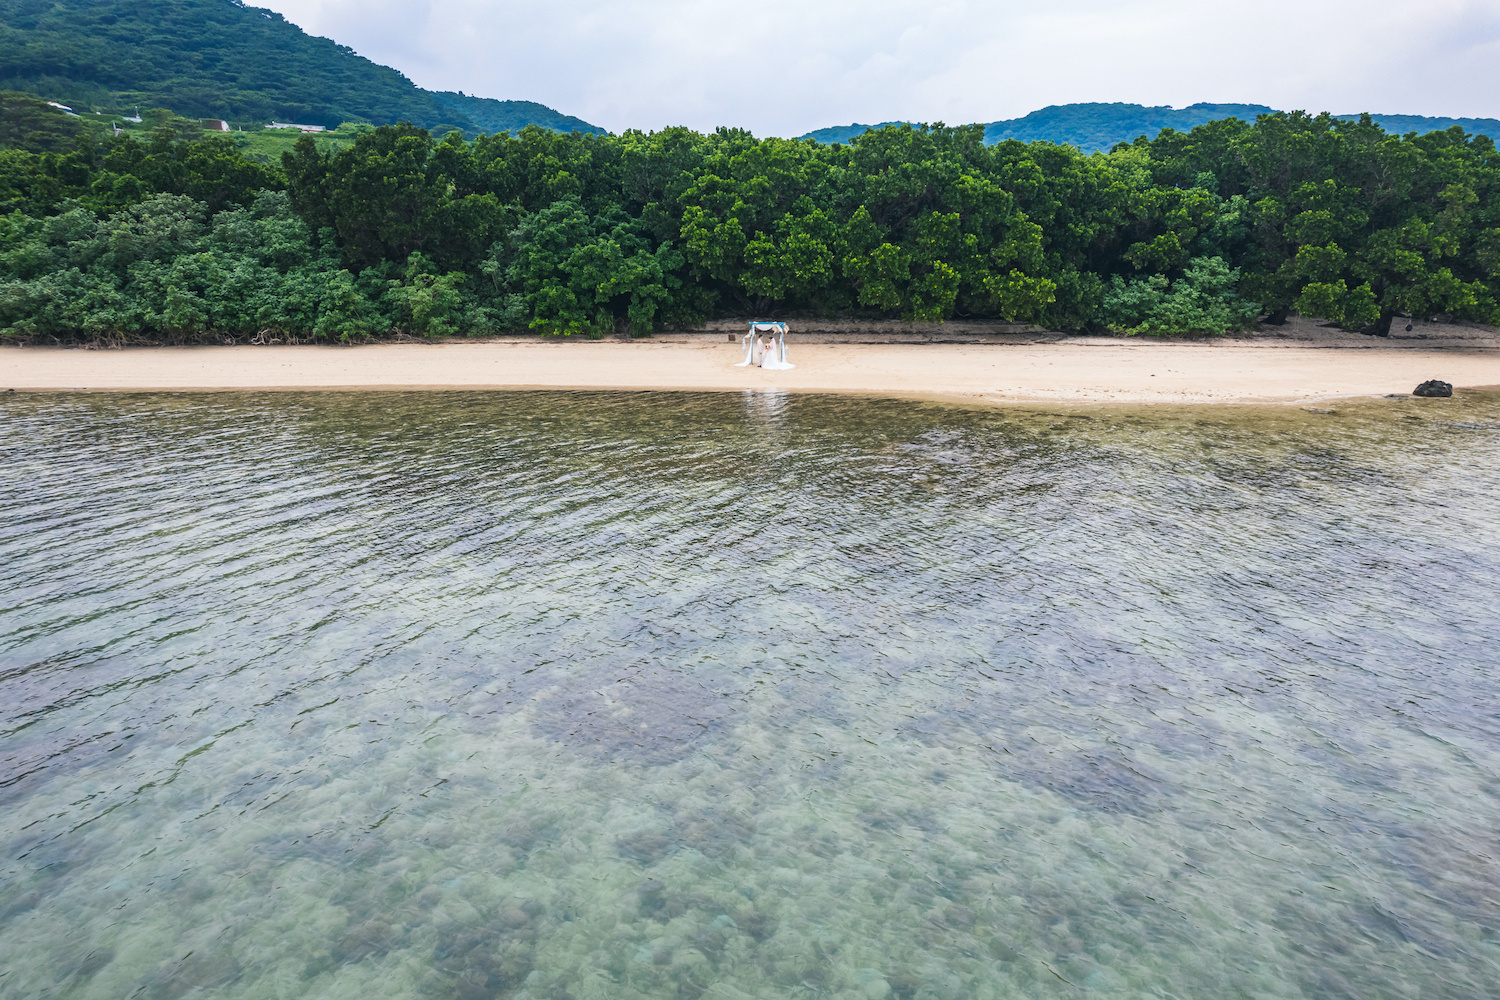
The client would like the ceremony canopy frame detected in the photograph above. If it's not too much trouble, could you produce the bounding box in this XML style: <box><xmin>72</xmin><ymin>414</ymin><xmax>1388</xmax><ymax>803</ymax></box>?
<box><xmin>734</xmin><ymin>321</ymin><xmax>790</xmax><ymax>368</ymax></box>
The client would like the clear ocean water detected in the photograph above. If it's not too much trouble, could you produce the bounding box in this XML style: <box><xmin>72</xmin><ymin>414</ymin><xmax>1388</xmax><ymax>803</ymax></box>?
<box><xmin>2</xmin><ymin>389</ymin><xmax>1498</xmax><ymax>1000</ymax></box>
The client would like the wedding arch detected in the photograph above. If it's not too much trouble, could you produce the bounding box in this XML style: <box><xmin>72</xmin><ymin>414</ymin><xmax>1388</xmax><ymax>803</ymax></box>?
<box><xmin>734</xmin><ymin>321</ymin><xmax>794</xmax><ymax>370</ymax></box>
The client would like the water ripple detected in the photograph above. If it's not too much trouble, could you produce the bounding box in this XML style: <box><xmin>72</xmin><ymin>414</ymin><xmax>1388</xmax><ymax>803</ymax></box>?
<box><xmin>1</xmin><ymin>390</ymin><xmax>1499</xmax><ymax>999</ymax></box>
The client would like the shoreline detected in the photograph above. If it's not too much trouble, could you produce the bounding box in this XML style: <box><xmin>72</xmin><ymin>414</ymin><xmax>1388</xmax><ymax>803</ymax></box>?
<box><xmin>5</xmin><ymin>341</ymin><xmax>1500</xmax><ymax>405</ymax></box>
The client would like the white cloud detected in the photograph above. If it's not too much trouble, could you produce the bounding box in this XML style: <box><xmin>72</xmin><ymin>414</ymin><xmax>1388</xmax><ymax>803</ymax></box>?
<box><xmin>254</xmin><ymin>0</ymin><xmax>1500</xmax><ymax>135</ymax></box>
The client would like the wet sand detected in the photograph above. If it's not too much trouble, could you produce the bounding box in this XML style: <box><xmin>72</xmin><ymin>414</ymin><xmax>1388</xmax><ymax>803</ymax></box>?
<box><xmin>4</xmin><ymin>341</ymin><xmax>1499</xmax><ymax>403</ymax></box>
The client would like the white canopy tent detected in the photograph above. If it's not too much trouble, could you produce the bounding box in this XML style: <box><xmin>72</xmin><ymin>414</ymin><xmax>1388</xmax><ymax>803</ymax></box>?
<box><xmin>734</xmin><ymin>321</ymin><xmax>794</xmax><ymax>369</ymax></box>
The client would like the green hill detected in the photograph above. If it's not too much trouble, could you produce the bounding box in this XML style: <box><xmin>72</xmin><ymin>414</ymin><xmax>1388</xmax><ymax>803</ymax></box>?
<box><xmin>802</xmin><ymin>103</ymin><xmax>1500</xmax><ymax>151</ymax></box>
<box><xmin>430</xmin><ymin>92</ymin><xmax>601</xmax><ymax>136</ymax></box>
<box><xmin>1346</xmin><ymin>113</ymin><xmax>1500</xmax><ymax>140</ymax></box>
<box><xmin>983</xmin><ymin>102</ymin><xmax>1276</xmax><ymax>151</ymax></box>
<box><xmin>797</xmin><ymin>105</ymin><xmax>1277</xmax><ymax>150</ymax></box>
<box><xmin>0</xmin><ymin>0</ymin><xmax>602</xmax><ymax>136</ymax></box>
<box><xmin>801</xmin><ymin>121</ymin><xmax>906</xmax><ymax>145</ymax></box>
<box><xmin>0</xmin><ymin>89</ymin><xmax>99</xmax><ymax>151</ymax></box>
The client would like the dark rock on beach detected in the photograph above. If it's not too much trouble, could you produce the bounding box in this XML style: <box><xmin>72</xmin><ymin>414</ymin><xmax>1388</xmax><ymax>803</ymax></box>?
<box><xmin>1413</xmin><ymin>380</ymin><xmax>1454</xmax><ymax>397</ymax></box>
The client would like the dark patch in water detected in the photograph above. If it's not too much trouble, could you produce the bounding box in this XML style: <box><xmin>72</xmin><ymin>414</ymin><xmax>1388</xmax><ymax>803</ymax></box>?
<box><xmin>332</xmin><ymin>918</ymin><xmax>397</xmax><ymax>964</ymax></box>
<box><xmin>142</xmin><ymin>950</ymin><xmax>242</xmax><ymax>1000</ymax></box>
<box><xmin>536</xmin><ymin>666</ymin><xmax>738</xmax><ymax>765</ymax></box>
<box><xmin>1003</xmin><ymin>744</ymin><xmax>1171</xmax><ymax>816</ymax></box>
<box><xmin>616</xmin><ymin>805</ymin><xmax>759</xmax><ymax>865</ymax></box>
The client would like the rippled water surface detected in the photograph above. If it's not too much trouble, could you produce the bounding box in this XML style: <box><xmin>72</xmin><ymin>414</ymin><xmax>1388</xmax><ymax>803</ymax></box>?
<box><xmin>3</xmin><ymin>389</ymin><xmax>1499</xmax><ymax>1000</ymax></box>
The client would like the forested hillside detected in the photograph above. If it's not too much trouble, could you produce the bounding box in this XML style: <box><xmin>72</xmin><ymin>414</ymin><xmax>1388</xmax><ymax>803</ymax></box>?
<box><xmin>0</xmin><ymin>90</ymin><xmax>99</xmax><ymax>152</ymax></box>
<box><xmin>2</xmin><ymin>113</ymin><xmax>1496</xmax><ymax>342</ymax></box>
<box><xmin>983</xmin><ymin>103</ymin><xmax>1277</xmax><ymax>152</ymax></box>
<box><xmin>805</xmin><ymin>103</ymin><xmax>1500</xmax><ymax>153</ymax></box>
<box><xmin>1353</xmin><ymin>114</ymin><xmax>1500</xmax><ymax>142</ymax></box>
<box><xmin>0</xmin><ymin>0</ymin><xmax>601</xmax><ymax>135</ymax></box>
<box><xmin>803</xmin><ymin>122</ymin><xmax>906</xmax><ymax>145</ymax></box>
<box><xmin>430</xmin><ymin>93</ymin><xmax>599</xmax><ymax>138</ymax></box>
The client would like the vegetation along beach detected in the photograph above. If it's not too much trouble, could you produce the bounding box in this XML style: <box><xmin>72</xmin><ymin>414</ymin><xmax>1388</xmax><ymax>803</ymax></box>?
<box><xmin>4</xmin><ymin>0</ymin><xmax>1500</xmax><ymax>998</ymax></box>
<box><xmin>3</xmin><ymin>108</ymin><xmax>1499</xmax><ymax>342</ymax></box>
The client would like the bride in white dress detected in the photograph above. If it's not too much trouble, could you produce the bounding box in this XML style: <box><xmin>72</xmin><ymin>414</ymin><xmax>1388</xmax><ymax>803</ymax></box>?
<box><xmin>758</xmin><ymin>331</ymin><xmax>795</xmax><ymax>370</ymax></box>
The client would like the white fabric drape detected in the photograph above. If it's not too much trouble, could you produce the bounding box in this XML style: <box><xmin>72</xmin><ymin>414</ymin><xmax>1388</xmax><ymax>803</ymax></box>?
<box><xmin>735</xmin><ymin>322</ymin><xmax>794</xmax><ymax>370</ymax></box>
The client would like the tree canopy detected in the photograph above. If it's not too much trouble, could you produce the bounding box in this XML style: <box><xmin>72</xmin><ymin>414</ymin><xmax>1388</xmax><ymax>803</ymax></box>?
<box><xmin>3</xmin><ymin>111</ymin><xmax>1497</xmax><ymax>343</ymax></box>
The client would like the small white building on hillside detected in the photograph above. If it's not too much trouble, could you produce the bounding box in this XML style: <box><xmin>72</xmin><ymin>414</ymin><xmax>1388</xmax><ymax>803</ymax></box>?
<box><xmin>269</xmin><ymin>122</ymin><xmax>326</xmax><ymax>133</ymax></box>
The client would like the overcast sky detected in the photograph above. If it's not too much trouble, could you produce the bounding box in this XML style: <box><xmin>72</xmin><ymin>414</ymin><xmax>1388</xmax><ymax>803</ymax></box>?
<box><xmin>255</xmin><ymin>0</ymin><xmax>1500</xmax><ymax>136</ymax></box>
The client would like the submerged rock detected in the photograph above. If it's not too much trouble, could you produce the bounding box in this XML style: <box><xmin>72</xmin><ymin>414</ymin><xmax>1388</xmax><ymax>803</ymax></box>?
<box><xmin>1413</xmin><ymin>380</ymin><xmax>1454</xmax><ymax>397</ymax></box>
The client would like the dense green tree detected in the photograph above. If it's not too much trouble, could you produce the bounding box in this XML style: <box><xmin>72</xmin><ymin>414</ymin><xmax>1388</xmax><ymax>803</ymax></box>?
<box><xmin>3</xmin><ymin>111</ymin><xmax>1497</xmax><ymax>342</ymax></box>
<box><xmin>1228</xmin><ymin>115</ymin><xmax>1500</xmax><ymax>332</ymax></box>
<box><xmin>284</xmin><ymin>125</ymin><xmax>511</xmax><ymax>271</ymax></box>
<box><xmin>1102</xmin><ymin>256</ymin><xmax>1260</xmax><ymax>335</ymax></box>
<box><xmin>499</xmin><ymin>198</ymin><xmax>686</xmax><ymax>336</ymax></box>
<box><xmin>0</xmin><ymin>90</ymin><xmax>100</xmax><ymax>153</ymax></box>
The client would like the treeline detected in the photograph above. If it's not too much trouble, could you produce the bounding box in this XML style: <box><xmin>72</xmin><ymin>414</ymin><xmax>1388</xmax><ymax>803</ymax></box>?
<box><xmin>2</xmin><ymin>111</ymin><xmax>1498</xmax><ymax>342</ymax></box>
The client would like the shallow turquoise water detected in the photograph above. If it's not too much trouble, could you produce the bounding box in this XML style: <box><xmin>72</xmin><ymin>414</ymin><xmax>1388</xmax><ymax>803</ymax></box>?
<box><xmin>2</xmin><ymin>390</ymin><xmax>1499</xmax><ymax>1000</ymax></box>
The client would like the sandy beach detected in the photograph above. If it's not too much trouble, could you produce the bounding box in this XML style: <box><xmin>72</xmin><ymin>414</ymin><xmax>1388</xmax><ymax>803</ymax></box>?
<box><xmin>5</xmin><ymin>340</ymin><xmax>1500</xmax><ymax>404</ymax></box>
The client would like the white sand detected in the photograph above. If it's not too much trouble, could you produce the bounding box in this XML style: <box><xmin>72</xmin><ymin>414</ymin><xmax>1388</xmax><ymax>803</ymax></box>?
<box><xmin>4</xmin><ymin>341</ymin><xmax>1499</xmax><ymax>404</ymax></box>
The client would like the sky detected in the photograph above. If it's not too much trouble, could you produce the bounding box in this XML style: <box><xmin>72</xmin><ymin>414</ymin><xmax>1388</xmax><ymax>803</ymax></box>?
<box><xmin>254</xmin><ymin>0</ymin><xmax>1500</xmax><ymax>136</ymax></box>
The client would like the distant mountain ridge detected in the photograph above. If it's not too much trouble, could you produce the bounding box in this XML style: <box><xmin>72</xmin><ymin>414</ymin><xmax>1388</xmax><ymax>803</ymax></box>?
<box><xmin>984</xmin><ymin>103</ymin><xmax>1277</xmax><ymax>151</ymax></box>
<box><xmin>802</xmin><ymin>102</ymin><xmax>1500</xmax><ymax>151</ymax></box>
<box><xmin>0</xmin><ymin>0</ymin><xmax>603</xmax><ymax>136</ymax></box>
<box><xmin>802</xmin><ymin>122</ymin><xmax>907</xmax><ymax>145</ymax></box>
<box><xmin>429</xmin><ymin>92</ymin><xmax>599</xmax><ymax>137</ymax></box>
<box><xmin>3</xmin><ymin>1</ymin><xmax>1487</xmax><ymax>149</ymax></box>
